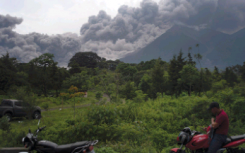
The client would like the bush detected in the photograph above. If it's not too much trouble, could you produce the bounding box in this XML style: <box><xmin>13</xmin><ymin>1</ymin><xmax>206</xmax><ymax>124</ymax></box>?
<box><xmin>96</xmin><ymin>92</ymin><xmax>102</xmax><ymax>101</ymax></box>
<box><xmin>151</xmin><ymin>129</ymin><xmax>176</xmax><ymax>152</ymax></box>
<box><xmin>95</xmin><ymin>147</ymin><xmax>119</xmax><ymax>153</ymax></box>
<box><xmin>0</xmin><ymin>116</ymin><xmax>11</xmax><ymax>131</ymax></box>
<box><xmin>65</xmin><ymin>119</ymin><xmax>75</xmax><ymax>126</ymax></box>
<box><xmin>133</xmin><ymin>90</ymin><xmax>147</xmax><ymax>103</ymax></box>
<box><xmin>87</xmin><ymin>104</ymin><xmax>120</xmax><ymax>125</ymax></box>
<box><xmin>41</xmin><ymin>102</ymin><xmax>49</xmax><ymax>111</ymax></box>
<box><xmin>232</xmin><ymin>98</ymin><xmax>245</xmax><ymax>122</ymax></box>
<box><xmin>211</xmin><ymin>79</ymin><xmax>228</xmax><ymax>93</ymax></box>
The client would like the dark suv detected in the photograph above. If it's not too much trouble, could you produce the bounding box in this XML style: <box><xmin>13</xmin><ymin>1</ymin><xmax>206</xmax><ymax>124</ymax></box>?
<box><xmin>0</xmin><ymin>99</ymin><xmax>41</xmax><ymax>121</ymax></box>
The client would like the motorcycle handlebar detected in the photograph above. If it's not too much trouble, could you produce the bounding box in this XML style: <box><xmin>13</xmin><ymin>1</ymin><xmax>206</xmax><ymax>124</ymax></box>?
<box><xmin>35</xmin><ymin>126</ymin><xmax>46</xmax><ymax>135</ymax></box>
<box><xmin>40</xmin><ymin>126</ymin><xmax>46</xmax><ymax>131</ymax></box>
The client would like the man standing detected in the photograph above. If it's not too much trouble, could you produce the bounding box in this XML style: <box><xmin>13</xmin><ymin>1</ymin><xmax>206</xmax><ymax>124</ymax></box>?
<box><xmin>207</xmin><ymin>102</ymin><xmax>229</xmax><ymax>153</ymax></box>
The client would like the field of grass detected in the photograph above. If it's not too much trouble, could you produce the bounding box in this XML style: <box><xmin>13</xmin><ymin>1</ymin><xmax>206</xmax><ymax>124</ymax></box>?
<box><xmin>1</xmin><ymin>90</ymin><xmax>245</xmax><ymax>153</ymax></box>
<box><xmin>0</xmin><ymin>91</ymin><xmax>99</xmax><ymax>109</ymax></box>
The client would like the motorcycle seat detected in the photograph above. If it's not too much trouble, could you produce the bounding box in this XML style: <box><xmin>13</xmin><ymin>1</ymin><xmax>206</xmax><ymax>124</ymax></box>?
<box><xmin>55</xmin><ymin>141</ymin><xmax>89</xmax><ymax>153</ymax></box>
<box><xmin>230</xmin><ymin>134</ymin><xmax>245</xmax><ymax>141</ymax></box>
<box><xmin>225</xmin><ymin>135</ymin><xmax>245</xmax><ymax>145</ymax></box>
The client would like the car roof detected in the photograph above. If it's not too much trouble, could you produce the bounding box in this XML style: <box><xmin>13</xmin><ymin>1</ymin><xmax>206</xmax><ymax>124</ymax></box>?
<box><xmin>3</xmin><ymin>99</ymin><xmax>22</xmax><ymax>101</ymax></box>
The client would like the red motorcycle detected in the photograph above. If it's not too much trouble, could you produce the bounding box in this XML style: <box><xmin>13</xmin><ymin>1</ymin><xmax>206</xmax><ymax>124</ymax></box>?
<box><xmin>170</xmin><ymin>125</ymin><xmax>245</xmax><ymax>153</ymax></box>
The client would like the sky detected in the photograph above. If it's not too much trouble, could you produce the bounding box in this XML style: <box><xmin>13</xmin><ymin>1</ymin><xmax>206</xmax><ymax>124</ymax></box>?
<box><xmin>0</xmin><ymin>0</ymin><xmax>160</xmax><ymax>35</ymax></box>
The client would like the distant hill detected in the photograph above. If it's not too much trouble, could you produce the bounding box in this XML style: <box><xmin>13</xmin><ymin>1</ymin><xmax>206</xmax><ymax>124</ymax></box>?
<box><xmin>120</xmin><ymin>25</ymin><xmax>245</xmax><ymax>69</ymax></box>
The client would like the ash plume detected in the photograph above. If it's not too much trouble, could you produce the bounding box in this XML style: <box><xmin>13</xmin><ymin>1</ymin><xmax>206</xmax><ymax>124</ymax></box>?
<box><xmin>0</xmin><ymin>0</ymin><xmax>245</xmax><ymax>66</ymax></box>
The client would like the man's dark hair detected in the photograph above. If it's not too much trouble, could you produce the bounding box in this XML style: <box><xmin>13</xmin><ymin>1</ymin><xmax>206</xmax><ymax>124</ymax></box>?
<box><xmin>207</xmin><ymin>102</ymin><xmax>220</xmax><ymax>110</ymax></box>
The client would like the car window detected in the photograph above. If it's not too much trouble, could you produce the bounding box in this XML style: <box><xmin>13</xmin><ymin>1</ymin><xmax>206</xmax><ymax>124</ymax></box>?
<box><xmin>22</xmin><ymin>102</ymin><xmax>30</xmax><ymax>107</ymax></box>
<box><xmin>1</xmin><ymin>100</ymin><xmax>13</xmax><ymax>107</ymax></box>
<box><xmin>15</xmin><ymin>102</ymin><xmax>22</xmax><ymax>107</ymax></box>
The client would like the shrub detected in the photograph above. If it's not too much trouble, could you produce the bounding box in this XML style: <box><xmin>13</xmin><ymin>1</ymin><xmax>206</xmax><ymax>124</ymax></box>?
<box><xmin>65</xmin><ymin>119</ymin><xmax>75</xmax><ymax>126</ymax></box>
<box><xmin>95</xmin><ymin>147</ymin><xmax>118</xmax><ymax>153</ymax></box>
<box><xmin>41</xmin><ymin>102</ymin><xmax>49</xmax><ymax>111</ymax></box>
<box><xmin>232</xmin><ymin>98</ymin><xmax>245</xmax><ymax>122</ymax></box>
<box><xmin>0</xmin><ymin>116</ymin><xmax>11</xmax><ymax>131</ymax></box>
<box><xmin>151</xmin><ymin>129</ymin><xmax>176</xmax><ymax>152</ymax></box>
<box><xmin>96</xmin><ymin>92</ymin><xmax>102</xmax><ymax>101</ymax></box>
<box><xmin>87</xmin><ymin>104</ymin><xmax>120</xmax><ymax>125</ymax></box>
<box><xmin>133</xmin><ymin>90</ymin><xmax>147</xmax><ymax>103</ymax></box>
<box><xmin>211</xmin><ymin>79</ymin><xmax>228</xmax><ymax>93</ymax></box>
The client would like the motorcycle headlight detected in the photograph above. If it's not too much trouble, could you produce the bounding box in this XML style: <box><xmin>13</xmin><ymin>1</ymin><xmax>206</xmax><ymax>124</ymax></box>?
<box><xmin>178</xmin><ymin>132</ymin><xmax>190</xmax><ymax>145</ymax></box>
<box><xmin>22</xmin><ymin>137</ymin><xmax>27</xmax><ymax>145</ymax></box>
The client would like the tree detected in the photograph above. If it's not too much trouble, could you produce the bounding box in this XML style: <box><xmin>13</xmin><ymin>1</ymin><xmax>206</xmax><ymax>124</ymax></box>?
<box><xmin>0</xmin><ymin>53</ymin><xmax>18</xmax><ymax>93</ymax></box>
<box><xmin>133</xmin><ymin>70</ymin><xmax>148</xmax><ymax>87</ymax></box>
<box><xmin>29</xmin><ymin>53</ymin><xmax>57</xmax><ymax>97</ymax></box>
<box><xmin>95</xmin><ymin>92</ymin><xmax>102</xmax><ymax>101</ymax></box>
<box><xmin>152</xmin><ymin>59</ymin><xmax>165</xmax><ymax>96</ymax></box>
<box><xmin>168</xmin><ymin>50</ymin><xmax>187</xmax><ymax>97</ymax></box>
<box><xmin>179</xmin><ymin>64</ymin><xmax>199</xmax><ymax>96</ymax></box>
<box><xmin>63</xmin><ymin>70</ymin><xmax>92</xmax><ymax>91</ymax></box>
<box><xmin>241</xmin><ymin>62</ymin><xmax>245</xmax><ymax>82</ymax></box>
<box><xmin>223</xmin><ymin>67</ymin><xmax>238</xmax><ymax>87</ymax></box>
<box><xmin>211</xmin><ymin>79</ymin><xmax>228</xmax><ymax>94</ymax></box>
<box><xmin>50</xmin><ymin>63</ymin><xmax>63</xmax><ymax>97</ymax></box>
<box><xmin>194</xmin><ymin>50</ymin><xmax>203</xmax><ymax>95</ymax></box>
<box><xmin>139</xmin><ymin>73</ymin><xmax>156</xmax><ymax>99</ymax></box>
<box><xmin>68</xmin><ymin>52</ymin><xmax>103</xmax><ymax>69</ymax></box>
<box><xmin>218</xmin><ymin>88</ymin><xmax>235</xmax><ymax>117</ymax></box>
<box><xmin>133</xmin><ymin>90</ymin><xmax>147</xmax><ymax>103</ymax></box>
<box><xmin>137</xmin><ymin>59</ymin><xmax>167</xmax><ymax>71</ymax></box>
<box><xmin>195</xmin><ymin>44</ymin><xmax>202</xmax><ymax>69</ymax></box>
<box><xmin>116</xmin><ymin>63</ymin><xmax>137</xmax><ymax>81</ymax></box>
<box><xmin>203</xmin><ymin>68</ymin><xmax>212</xmax><ymax>92</ymax></box>
<box><xmin>187</xmin><ymin>53</ymin><xmax>196</xmax><ymax>65</ymax></box>
<box><xmin>68</xmin><ymin>85</ymin><xmax>84</xmax><ymax>119</ymax></box>
<box><xmin>97</xmin><ymin>70</ymin><xmax>116</xmax><ymax>101</ymax></box>
<box><xmin>120</xmin><ymin>82</ymin><xmax>137</xmax><ymax>100</ymax></box>
<box><xmin>188</xmin><ymin>47</ymin><xmax>192</xmax><ymax>53</ymax></box>
<box><xmin>213</xmin><ymin>66</ymin><xmax>221</xmax><ymax>82</ymax></box>
<box><xmin>68</xmin><ymin>62</ymin><xmax>81</xmax><ymax>75</ymax></box>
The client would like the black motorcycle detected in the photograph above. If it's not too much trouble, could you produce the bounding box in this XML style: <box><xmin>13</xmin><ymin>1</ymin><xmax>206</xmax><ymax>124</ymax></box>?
<box><xmin>22</xmin><ymin>119</ymin><xmax>99</xmax><ymax>153</ymax></box>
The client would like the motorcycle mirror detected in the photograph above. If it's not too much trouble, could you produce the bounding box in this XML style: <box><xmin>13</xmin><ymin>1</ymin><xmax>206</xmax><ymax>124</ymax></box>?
<box><xmin>29</xmin><ymin>129</ymin><xmax>31</xmax><ymax>133</ymax></box>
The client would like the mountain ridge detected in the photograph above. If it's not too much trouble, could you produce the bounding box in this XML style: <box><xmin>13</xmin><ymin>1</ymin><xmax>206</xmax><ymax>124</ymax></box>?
<box><xmin>120</xmin><ymin>25</ymin><xmax>245</xmax><ymax>69</ymax></box>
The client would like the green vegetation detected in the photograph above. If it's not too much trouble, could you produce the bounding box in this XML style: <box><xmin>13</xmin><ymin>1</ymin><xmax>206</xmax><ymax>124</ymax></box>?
<box><xmin>0</xmin><ymin>50</ymin><xmax>245</xmax><ymax>152</ymax></box>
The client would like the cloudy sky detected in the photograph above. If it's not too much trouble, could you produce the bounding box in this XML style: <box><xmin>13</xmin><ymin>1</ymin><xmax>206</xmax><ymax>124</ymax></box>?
<box><xmin>0</xmin><ymin>0</ymin><xmax>160</xmax><ymax>35</ymax></box>
<box><xmin>1</xmin><ymin>0</ymin><xmax>245</xmax><ymax>67</ymax></box>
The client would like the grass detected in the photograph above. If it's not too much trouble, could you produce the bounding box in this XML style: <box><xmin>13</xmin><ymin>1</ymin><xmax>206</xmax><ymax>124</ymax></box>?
<box><xmin>10</xmin><ymin>107</ymin><xmax>88</xmax><ymax>133</ymax></box>
<box><xmin>0</xmin><ymin>91</ymin><xmax>98</xmax><ymax>109</ymax></box>
<box><xmin>1</xmin><ymin>89</ymin><xmax>245</xmax><ymax>152</ymax></box>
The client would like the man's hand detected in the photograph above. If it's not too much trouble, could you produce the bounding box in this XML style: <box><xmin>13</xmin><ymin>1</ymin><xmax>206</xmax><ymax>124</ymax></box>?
<box><xmin>201</xmin><ymin>127</ymin><xmax>207</xmax><ymax>131</ymax></box>
<box><xmin>211</xmin><ymin>118</ymin><xmax>219</xmax><ymax>129</ymax></box>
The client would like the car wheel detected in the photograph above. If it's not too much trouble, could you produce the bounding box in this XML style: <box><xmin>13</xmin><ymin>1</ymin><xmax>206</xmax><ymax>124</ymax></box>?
<box><xmin>33</xmin><ymin>111</ymin><xmax>41</xmax><ymax>119</ymax></box>
<box><xmin>4</xmin><ymin>113</ymin><xmax>12</xmax><ymax>122</ymax></box>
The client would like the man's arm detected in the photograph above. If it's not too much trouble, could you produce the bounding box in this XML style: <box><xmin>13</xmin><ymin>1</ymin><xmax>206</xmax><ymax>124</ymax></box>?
<box><xmin>211</xmin><ymin>118</ymin><xmax>220</xmax><ymax>129</ymax></box>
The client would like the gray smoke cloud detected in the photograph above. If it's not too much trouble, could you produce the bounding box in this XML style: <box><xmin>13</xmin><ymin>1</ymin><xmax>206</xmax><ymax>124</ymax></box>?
<box><xmin>0</xmin><ymin>0</ymin><xmax>245</xmax><ymax>66</ymax></box>
<box><xmin>80</xmin><ymin>0</ymin><xmax>245</xmax><ymax>60</ymax></box>
<box><xmin>0</xmin><ymin>14</ymin><xmax>81</xmax><ymax>67</ymax></box>
<box><xmin>0</xmin><ymin>14</ymin><xmax>23</xmax><ymax>28</ymax></box>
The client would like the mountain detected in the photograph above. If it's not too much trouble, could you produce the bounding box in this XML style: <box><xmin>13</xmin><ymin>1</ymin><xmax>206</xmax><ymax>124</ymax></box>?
<box><xmin>206</xmin><ymin>28</ymin><xmax>245</xmax><ymax>68</ymax></box>
<box><xmin>120</xmin><ymin>25</ymin><xmax>245</xmax><ymax>69</ymax></box>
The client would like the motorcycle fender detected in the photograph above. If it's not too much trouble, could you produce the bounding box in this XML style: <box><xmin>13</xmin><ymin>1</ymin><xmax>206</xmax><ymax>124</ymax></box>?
<box><xmin>171</xmin><ymin>148</ymin><xmax>179</xmax><ymax>152</ymax></box>
<box><xmin>223</xmin><ymin>139</ymin><xmax>245</xmax><ymax>148</ymax></box>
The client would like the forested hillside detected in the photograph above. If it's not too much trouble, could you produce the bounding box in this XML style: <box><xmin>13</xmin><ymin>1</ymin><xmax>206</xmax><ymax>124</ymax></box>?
<box><xmin>0</xmin><ymin>51</ymin><xmax>245</xmax><ymax>153</ymax></box>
